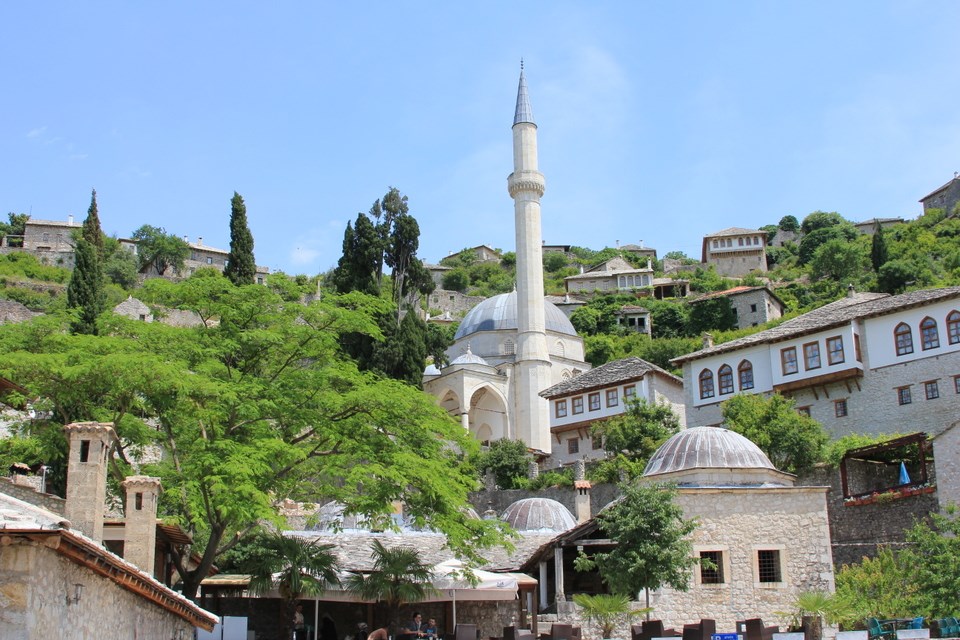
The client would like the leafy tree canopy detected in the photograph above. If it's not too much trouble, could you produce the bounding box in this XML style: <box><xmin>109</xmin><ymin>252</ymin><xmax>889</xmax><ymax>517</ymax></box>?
<box><xmin>131</xmin><ymin>225</ymin><xmax>190</xmax><ymax>276</ymax></box>
<box><xmin>476</xmin><ymin>438</ymin><xmax>531</xmax><ymax>490</ymax></box>
<box><xmin>591</xmin><ymin>399</ymin><xmax>680</xmax><ymax>482</ymax></box>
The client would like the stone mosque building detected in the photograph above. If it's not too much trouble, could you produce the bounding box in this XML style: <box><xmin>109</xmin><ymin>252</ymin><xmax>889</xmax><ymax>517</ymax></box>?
<box><xmin>423</xmin><ymin>69</ymin><xmax>591</xmax><ymax>455</ymax></box>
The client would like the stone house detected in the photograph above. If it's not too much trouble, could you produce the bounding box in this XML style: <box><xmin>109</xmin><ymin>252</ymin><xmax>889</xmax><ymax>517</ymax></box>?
<box><xmin>120</xmin><ymin>236</ymin><xmax>270</xmax><ymax>283</ymax></box>
<box><xmin>672</xmin><ymin>286</ymin><xmax>960</xmax><ymax>441</ymax></box>
<box><xmin>113</xmin><ymin>296</ymin><xmax>154</xmax><ymax>322</ymax></box>
<box><xmin>919</xmin><ymin>173</ymin><xmax>960</xmax><ymax>217</ymax></box>
<box><xmin>423</xmin><ymin>288</ymin><xmax>487</xmax><ymax>319</ymax></box>
<box><xmin>544</xmin><ymin>294</ymin><xmax>587</xmax><ymax>320</ymax></box>
<box><xmin>689</xmin><ymin>286</ymin><xmax>786</xmax><ymax>329</ymax></box>
<box><xmin>0</xmin><ymin>422</ymin><xmax>217</xmax><ymax>639</ymax></box>
<box><xmin>540</xmin><ymin>356</ymin><xmax>685</xmax><ymax>468</ymax></box>
<box><xmin>613</xmin><ymin>305</ymin><xmax>651</xmax><ymax>335</ymax></box>
<box><xmin>852</xmin><ymin>217</ymin><xmax>905</xmax><ymax>235</ymax></box>
<box><xmin>0</xmin><ymin>216</ymin><xmax>82</xmax><ymax>268</ymax></box>
<box><xmin>618</xmin><ymin>243</ymin><xmax>657</xmax><ymax>261</ymax></box>
<box><xmin>701</xmin><ymin>227</ymin><xmax>768</xmax><ymax>277</ymax></box>
<box><xmin>441</xmin><ymin>244</ymin><xmax>502</xmax><ymax>265</ymax></box>
<box><xmin>563</xmin><ymin>256</ymin><xmax>654</xmax><ymax>294</ymax></box>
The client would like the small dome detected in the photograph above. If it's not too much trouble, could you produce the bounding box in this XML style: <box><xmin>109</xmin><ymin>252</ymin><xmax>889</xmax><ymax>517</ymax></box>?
<box><xmin>643</xmin><ymin>427</ymin><xmax>775</xmax><ymax>476</ymax></box>
<box><xmin>450</xmin><ymin>346</ymin><xmax>490</xmax><ymax>366</ymax></box>
<box><xmin>455</xmin><ymin>292</ymin><xmax>578</xmax><ymax>341</ymax></box>
<box><xmin>501</xmin><ymin>497</ymin><xmax>576</xmax><ymax>533</ymax></box>
<box><xmin>423</xmin><ymin>363</ymin><xmax>441</xmax><ymax>376</ymax></box>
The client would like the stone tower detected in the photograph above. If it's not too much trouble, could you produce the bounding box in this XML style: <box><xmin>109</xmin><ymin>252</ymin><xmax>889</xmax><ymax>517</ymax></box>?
<box><xmin>122</xmin><ymin>475</ymin><xmax>162</xmax><ymax>574</ymax></box>
<box><xmin>63</xmin><ymin>421</ymin><xmax>116</xmax><ymax>543</ymax></box>
<box><xmin>508</xmin><ymin>66</ymin><xmax>552</xmax><ymax>453</ymax></box>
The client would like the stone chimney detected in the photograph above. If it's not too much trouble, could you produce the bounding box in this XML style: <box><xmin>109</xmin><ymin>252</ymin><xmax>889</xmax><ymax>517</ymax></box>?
<box><xmin>702</xmin><ymin>333</ymin><xmax>714</xmax><ymax>349</ymax></box>
<box><xmin>121</xmin><ymin>476</ymin><xmax>161</xmax><ymax>574</ymax></box>
<box><xmin>527</xmin><ymin>460</ymin><xmax>540</xmax><ymax>480</ymax></box>
<box><xmin>847</xmin><ymin>284</ymin><xmax>856</xmax><ymax>298</ymax></box>
<box><xmin>67</xmin><ymin>214</ymin><xmax>74</xmax><ymax>225</ymax></box>
<box><xmin>63</xmin><ymin>422</ymin><xmax>116</xmax><ymax>543</ymax></box>
<box><xmin>197</xmin><ymin>236</ymin><xmax>203</xmax><ymax>246</ymax></box>
<box><xmin>573</xmin><ymin>460</ymin><xmax>591</xmax><ymax>523</ymax></box>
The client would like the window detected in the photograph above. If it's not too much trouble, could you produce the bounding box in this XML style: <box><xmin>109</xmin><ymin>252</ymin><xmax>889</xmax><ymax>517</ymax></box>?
<box><xmin>855</xmin><ymin>333</ymin><xmax>862</xmax><ymax>362</ymax></box>
<box><xmin>750</xmin><ymin>303</ymin><xmax>758</xmax><ymax>313</ymax></box>
<box><xmin>592</xmin><ymin>435</ymin><xmax>603</xmax><ymax>450</ymax></box>
<box><xmin>757</xmin><ymin>550</ymin><xmax>782</xmax><ymax>583</ymax></box>
<box><xmin>699</xmin><ymin>550</ymin><xmax>725</xmax><ymax>584</ymax></box>
<box><xmin>834</xmin><ymin>399</ymin><xmax>848</xmax><ymax>417</ymax></box>
<box><xmin>572</xmin><ymin>396</ymin><xmax>584</xmax><ymax>415</ymax></box>
<box><xmin>925</xmin><ymin>381</ymin><xmax>939</xmax><ymax>400</ymax></box>
<box><xmin>955</xmin><ymin>375</ymin><xmax>960</xmax><ymax>394</ymax></box>
<box><xmin>623</xmin><ymin>385</ymin><xmax>636</xmax><ymax>402</ymax></box>
<box><xmin>555</xmin><ymin>400</ymin><xmax>568</xmax><ymax>418</ymax></box>
<box><xmin>781</xmin><ymin>347</ymin><xmax>798</xmax><ymax>375</ymax></box>
<box><xmin>738</xmin><ymin>238</ymin><xmax>744</xmax><ymax>246</ymax></box>
<box><xmin>827</xmin><ymin>336</ymin><xmax>845</xmax><ymax>365</ymax></box>
<box><xmin>920</xmin><ymin>317</ymin><xmax>940</xmax><ymax>350</ymax></box>
<box><xmin>567</xmin><ymin>438</ymin><xmax>579</xmax><ymax>455</ymax></box>
<box><xmin>803</xmin><ymin>342</ymin><xmax>821</xmax><ymax>370</ymax></box>
<box><xmin>588</xmin><ymin>393</ymin><xmax>601</xmax><ymax>411</ymax></box>
<box><xmin>895</xmin><ymin>323</ymin><xmax>914</xmax><ymax>356</ymax></box>
<box><xmin>606</xmin><ymin>388</ymin><xmax>619</xmax><ymax>408</ymax></box>
<box><xmin>948</xmin><ymin>311</ymin><xmax>960</xmax><ymax>345</ymax></box>
<box><xmin>718</xmin><ymin>365</ymin><xmax>734</xmax><ymax>395</ymax></box>
<box><xmin>699</xmin><ymin>369</ymin><xmax>715</xmax><ymax>399</ymax></box>
<box><xmin>206</xmin><ymin>257</ymin><xmax>213</xmax><ymax>264</ymax></box>
<box><xmin>738</xmin><ymin>361</ymin><xmax>754</xmax><ymax>390</ymax></box>
<box><xmin>797</xmin><ymin>406</ymin><xmax>811</xmax><ymax>417</ymax></box>
<box><xmin>897</xmin><ymin>386</ymin><xmax>912</xmax><ymax>405</ymax></box>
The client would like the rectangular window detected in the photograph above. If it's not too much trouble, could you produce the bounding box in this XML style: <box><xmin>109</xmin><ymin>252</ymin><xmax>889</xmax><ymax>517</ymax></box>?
<box><xmin>781</xmin><ymin>347</ymin><xmax>798</xmax><ymax>375</ymax></box>
<box><xmin>955</xmin><ymin>375</ymin><xmax>960</xmax><ymax>394</ymax></box>
<box><xmin>757</xmin><ymin>550</ymin><xmax>782</xmax><ymax>583</ymax></box>
<box><xmin>567</xmin><ymin>438</ymin><xmax>579</xmax><ymax>455</ymax></box>
<box><xmin>699</xmin><ymin>550</ymin><xmax>725</xmax><ymax>584</ymax></box>
<box><xmin>750</xmin><ymin>303</ymin><xmax>758</xmax><ymax>313</ymax></box>
<box><xmin>623</xmin><ymin>385</ymin><xmax>636</xmax><ymax>402</ymax></box>
<box><xmin>854</xmin><ymin>334</ymin><xmax>862</xmax><ymax>362</ymax></box>
<box><xmin>827</xmin><ymin>336</ymin><xmax>845</xmax><ymax>365</ymax></box>
<box><xmin>606</xmin><ymin>388</ymin><xmax>619</xmax><ymax>408</ymax></box>
<box><xmin>897</xmin><ymin>386</ymin><xmax>912</xmax><ymax>406</ymax></box>
<box><xmin>592</xmin><ymin>435</ymin><xmax>603</xmax><ymax>450</ymax></box>
<box><xmin>555</xmin><ymin>400</ymin><xmax>568</xmax><ymax>418</ymax></box>
<box><xmin>834</xmin><ymin>399</ymin><xmax>848</xmax><ymax>417</ymax></box>
<box><xmin>589</xmin><ymin>393</ymin><xmax>601</xmax><ymax>411</ymax></box>
<box><xmin>572</xmin><ymin>396</ymin><xmax>584</xmax><ymax>414</ymax></box>
<box><xmin>797</xmin><ymin>406</ymin><xmax>811</xmax><ymax>417</ymax></box>
<box><xmin>925</xmin><ymin>381</ymin><xmax>939</xmax><ymax>400</ymax></box>
<box><xmin>803</xmin><ymin>342</ymin><xmax>821</xmax><ymax>370</ymax></box>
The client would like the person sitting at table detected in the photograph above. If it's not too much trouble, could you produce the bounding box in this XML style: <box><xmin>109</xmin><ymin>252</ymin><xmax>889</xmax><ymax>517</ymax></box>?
<box><xmin>423</xmin><ymin>618</ymin><xmax>438</xmax><ymax>640</ymax></box>
<box><xmin>406</xmin><ymin>613</ymin><xmax>426</xmax><ymax>638</ymax></box>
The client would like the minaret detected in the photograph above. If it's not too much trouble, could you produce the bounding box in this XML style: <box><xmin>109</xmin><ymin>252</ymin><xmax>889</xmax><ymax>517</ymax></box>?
<box><xmin>507</xmin><ymin>65</ymin><xmax>552</xmax><ymax>453</ymax></box>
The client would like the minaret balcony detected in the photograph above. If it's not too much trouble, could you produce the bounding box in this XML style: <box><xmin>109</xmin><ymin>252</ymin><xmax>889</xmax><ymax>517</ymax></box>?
<box><xmin>508</xmin><ymin>170</ymin><xmax>546</xmax><ymax>197</ymax></box>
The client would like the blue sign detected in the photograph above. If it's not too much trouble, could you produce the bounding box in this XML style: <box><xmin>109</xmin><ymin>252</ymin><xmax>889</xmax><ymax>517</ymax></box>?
<box><xmin>713</xmin><ymin>634</ymin><xmax>740</xmax><ymax>640</ymax></box>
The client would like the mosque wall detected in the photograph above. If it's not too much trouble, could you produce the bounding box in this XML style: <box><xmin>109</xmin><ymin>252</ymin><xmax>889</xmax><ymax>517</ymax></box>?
<box><xmin>648</xmin><ymin>487</ymin><xmax>833</xmax><ymax>631</ymax></box>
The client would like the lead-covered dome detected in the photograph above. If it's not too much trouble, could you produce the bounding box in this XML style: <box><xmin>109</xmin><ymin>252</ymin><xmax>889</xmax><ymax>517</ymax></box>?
<box><xmin>501</xmin><ymin>497</ymin><xmax>576</xmax><ymax>533</ymax></box>
<box><xmin>643</xmin><ymin>426</ymin><xmax>775</xmax><ymax>476</ymax></box>
<box><xmin>454</xmin><ymin>292</ymin><xmax>578</xmax><ymax>341</ymax></box>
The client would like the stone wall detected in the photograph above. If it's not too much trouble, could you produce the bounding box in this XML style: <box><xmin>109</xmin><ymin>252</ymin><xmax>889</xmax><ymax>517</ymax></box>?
<box><xmin>0</xmin><ymin>477</ymin><xmax>64</xmax><ymax>514</ymax></box>
<box><xmin>799</xmin><ymin>464</ymin><xmax>938</xmax><ymax>568</ymax></box>
<box><xmin>0</xmin><ymin>541</ymin><xmax>195</xmax><ymax>640</ymax></box>
<box><xmin>932</xmin><ymin>423</ymin><xmax>960</xmax><ymax>512</ymax></box>
<box><xmin>423</xmin><ymin>289</ymin><xmax>487</xmax><ymax>319</ymax></box>
<box><xmin>469</xmin><ymin>484</ymin><xmax>620</xmax><ymax>520</ymax></box>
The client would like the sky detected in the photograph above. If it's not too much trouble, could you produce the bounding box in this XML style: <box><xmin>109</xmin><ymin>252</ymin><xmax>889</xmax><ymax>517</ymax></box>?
<box><xmin>3</xmin><ymin>2</ymin><xmax>960</xmax><ymax>275</ymax></box>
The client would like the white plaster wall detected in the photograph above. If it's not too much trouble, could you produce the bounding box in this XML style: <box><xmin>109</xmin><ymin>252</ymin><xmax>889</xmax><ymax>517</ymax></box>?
<box><xmin>0</xmin><ymin>541</ymin><xmax>196</xmax><ymax>640</ymax></box>
<box><xmin>768</xmin><ymin>325</ymin><xmax>861</xmax><ymax>388</ymax></box>
<box><xmin>689</xmin><ymin>345</ymin><xmax>773</xmax><ymax>408</ymax></box>
<box><xmin>862</xmin><ymin>300</ymin><xmax>960</xmax><ymax>369</ymax></box>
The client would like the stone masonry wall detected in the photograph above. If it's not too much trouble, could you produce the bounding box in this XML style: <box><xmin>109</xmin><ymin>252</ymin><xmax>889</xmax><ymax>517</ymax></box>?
<box><xmin>932</xmin><ymin>422</ymin><xmax>960</xmax><ymax>512</ymax></box>
<box><xmin>0</xmin><ymin>477</ymin><xmax>64</xmax><ymax>515</ymax></box>
<box><xmin>0</xmin><ymin>541</ymin><xmax>195</xmax><ymax>640</ymax></box>
<box><xmin>469</xmin><ymin>484</ymin><xmax>620</xmax><ymax>520</ymax></box>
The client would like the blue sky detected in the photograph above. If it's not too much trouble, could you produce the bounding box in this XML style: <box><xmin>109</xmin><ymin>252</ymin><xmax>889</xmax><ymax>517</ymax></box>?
<box><xmin>3</xmin><ymin>2</ymin><xmax>959</xmax><ymax>275</ymax></box>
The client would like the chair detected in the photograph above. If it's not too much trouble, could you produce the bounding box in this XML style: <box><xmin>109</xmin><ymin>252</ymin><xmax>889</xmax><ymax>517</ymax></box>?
<box><xmin>456</xmin><ymin>625</ymin><xmax>479</xmax><ymax>640</ymax></box>
<box><xmin>682</xmin><ymin>620</ymin><xmax>716</xmax><ymax>640</ymax></box>
<box><xmin>744</xmin><ymin>618</ymin><xmax>778</xmax><ymax>640</ymax></box>
<box><xmin>909</xmin><ymin>618</ymin><xmax>924</xmax><ymax>630</ymax></box>
<box><xmin>505</xmin><ymin>627</ymin><xmax>535</xmax><ymax>640</ymax></box>
<box><xmin>636</xmin><ymin>620</ymin><xmax>679</xmax><ymax>640</ymax></box>
<box><xmin>540</xmin><ymin>625</ymin><xmax>574</xmax><ymax>640</ymax></box>
<box><xmin>866</xmin><ymin>618</ymin><xmax>895</xmax><ymax>640</ymax></box>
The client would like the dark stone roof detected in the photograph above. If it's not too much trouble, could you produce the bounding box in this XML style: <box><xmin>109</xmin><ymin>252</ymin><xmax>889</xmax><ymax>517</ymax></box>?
<box><xmin>703</xmin><ymin>227</ymin><xmax>764</xmax><ymax>238</ymax></box>
<box><xmin>540</xmin><ymin>356</ymin><xmax>681</xmax><ymax>399</ymax></box>
<box><xmin>672</xmin><ymin>287</ymin><xmax>960</xmax><ymax>365</ymax></box>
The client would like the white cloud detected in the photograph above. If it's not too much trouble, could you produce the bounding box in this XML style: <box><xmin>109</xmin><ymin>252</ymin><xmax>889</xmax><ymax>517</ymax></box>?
<box><xmin>26</xmin><ymin>126</ymin><xmax>47</xmax><ymax>138</ymax></box>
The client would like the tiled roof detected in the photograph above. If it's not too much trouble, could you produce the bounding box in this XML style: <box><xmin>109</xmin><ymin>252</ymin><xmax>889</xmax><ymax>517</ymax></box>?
<box><xmin>919</xmin><ymin>176</ymin><xmax>959</xmax><ymax>202</ymax></box>
<box><xmin>672</xmin><ymin>287</ymin><xmax>960</xmax><ymax>364</ymax></box>
<box><xmin>703</xmin><ymin>227</ymin><xmax>763</xmax><ymax>238</ymax></box>
<box><xmin>540</xmin><ymin>356</ymin><xmax>681</xmax><ymax>399</ymax></box>
<box><xmin>25</xmin><ymin>219</ymin><xmax>81</xmax><ymax>228</ymax></box>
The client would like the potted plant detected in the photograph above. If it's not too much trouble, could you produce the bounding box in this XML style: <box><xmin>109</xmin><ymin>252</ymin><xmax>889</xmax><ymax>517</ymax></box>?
<box><xmin>573</xmin><ymin>593</ymin><xmax>648</xmax><ymax>640</ymax></box>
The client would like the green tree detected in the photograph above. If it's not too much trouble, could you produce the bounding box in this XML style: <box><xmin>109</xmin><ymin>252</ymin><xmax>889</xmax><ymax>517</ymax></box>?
<box><xmin>877</xmin><ymin>259</ymin><xmax>919</xmax><ymax>294</ymax></box>
<box><xmin>833</xmin><ymin>547</ymin><xmax>917</xmax><ymax>621</ymax></box>
<box><xmin>688</xmin><ymin>297</ymin><xmax>737</xmax><ymax>335</ymax></box>
<box><xmin>82</xmin><ymin>189</ymin><xmax>105</xmax><ymax>259</ymax></box>
<box><xmin>332</xmin><ymin>214</ymin><xmax>381</xmax><ymax>296</ymax></box>
<box><xmin>573</xmin><ymin>593</ymin><xmax>645</xmax><ymax>639</ymax></box>
<box><xmin>345</xmin><ymin>540</ymin><xmax>434</xmax><ymax>629</ymax></box>
<box><xmin>578</xmin><ymin>483</ymin><xmax>697</xmax><ymax>609</ymax></box>
<box><xmin>544</xmin><ymin>252</ymin><xmax>569</xmax><ymax>272</ymax></box>
<box><xmin>224</xmin><ymin>191</ymin><xmax>257</xmax><ymax>285</ymax></box>
<box><xmin>779</xmin><ymin>215</ymin><xmax>800</xmax><ymax>232</ymax></box>
<box><xmin>246</xmin><ymin>532</ymin><xmax>341</xmax><ymax>640</ymax></box>
<box><xmin>721</xmin><ymin>394</ymin><xmax>827</xmax><ymax>474</ymax></box>
<box><xmin>904</xmin><ymin>505</ymin><xmax>960</xmax><ymax>618</ymax></box>
<box><xmin>871</xmin><ymin>223</ymin><xmax>889</xmax><ymax>273</ymax></box>
<box><xmin>0</xmin><ymin>212</ymin><xmax>29</xmax><ymax>245</ymax></box>
<box><xmin>591</xmin><ymin>399</ymin><xmax>680</xmax><ymax>481</ymax></box>
<box><xmin>101</xmin><ymin>237</ymin><xmax>139</xmax><ymax>289</ymax></box>
<box><xmin>132</xmin><ymin>225</ymin><xmax>190</xmax><ymax>276</ymax></box>
<box><xmin>442</xmin><ymin>268</ymin><xmax>470</xmax><ymax>292</ymax></box>
<box><xmin>65</xmin><ymin>238</ymin><xmax>105</xmax><ymax>335</ymax></box>
<box><xmin>809</xmin><ymin>238</ymin><xmax>867</xmax><ymax>283</ymax></box>
<box><xmin>798</xmin><ymin>218</ymin><xmax>857</xmax><ymax>265</ymax></box>
<box><xmin>476</xmin><ymin>438</ymin><xmax>531</xmax><ymax>489</ymax></box>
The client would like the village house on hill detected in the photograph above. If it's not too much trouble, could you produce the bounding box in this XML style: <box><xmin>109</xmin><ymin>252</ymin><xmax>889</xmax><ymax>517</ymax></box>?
<box><xmin>701</xmin><ymin>227</ymin><xmax>768</xmax><ymax>277</ymax></box>
<box><xmin>690</xmin><ymin>285</ymin><xmax>786</xmax><ymax>329</ymax></box>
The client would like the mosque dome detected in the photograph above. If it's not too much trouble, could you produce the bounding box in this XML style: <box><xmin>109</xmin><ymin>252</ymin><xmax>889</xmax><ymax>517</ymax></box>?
<box><xmin>643</xmin><ymin>426</ymin><xmax>775</xmax><ymax>477</ymax></box>
<box><xmin>449</xmin><ymin>346</ymin><xmax>490</xmax><ymax>366</ymax></box>
<box><xmin>501</xmin><ymin>497</ymin><xmax>576</xmax><ymax>533</ymax></box>
<box><xmin>454</xmin><ymin>292</ymin><xmax>578</xmax><ymax>341</ymax></box>
<box><xmin>423</xmin><ymin>363</ymin><xmax>441</xmax><ymax>376</ymax></box>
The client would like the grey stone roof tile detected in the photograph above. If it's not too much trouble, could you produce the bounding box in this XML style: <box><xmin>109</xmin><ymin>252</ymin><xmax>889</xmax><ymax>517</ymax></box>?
<box><xmin>540</xmin><ymin>356</ymin><xmax>681</xmax><ymax>399</ymax></box>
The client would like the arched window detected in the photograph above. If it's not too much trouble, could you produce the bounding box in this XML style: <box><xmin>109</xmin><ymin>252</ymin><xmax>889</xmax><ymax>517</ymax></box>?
<box><xmin>699</xmin><ymin>369</ymin><xmax>715</xmax><ymax>399</ymax></box>
<box><xmin>947</xmin><ymin>310</ymin><xmax>960</xmax><ymax>345</ymax></box>
<box><xmin>738</xmin><ymin>360</ymin><xmax>754</xmax><ymax>390</ymax></box>
<box><xmin>894</xmin><ymin>322</ymin><xmax>913</xmax><ymax>356</ymax></box>
<box><xmin>718</xmin><ymin>365</ymin><xmax>734</xmax><ymax>395</ymax></box>
<box><xmin>920</xmin><ymin>317</ymin><xmax>940</xmax><ymax>350</ymax></box>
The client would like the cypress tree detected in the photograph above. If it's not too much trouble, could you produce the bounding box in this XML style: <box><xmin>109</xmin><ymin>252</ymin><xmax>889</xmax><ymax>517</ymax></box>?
<box><xmin>82</xmin><ymin>189</ymin><xmax>105</xmax><ymax>259</ymax></box>
<box><xmin>871</xmin><ymin>221</ymin><xmax>888</xmax><ymax>273</ymax></box>
<box><xmin>66</xmin><ymin>238</ymin><xmax>106</xmax><ymax>335</ymax></box>
<box><xmin>224</xmin><ymin>192</ymin><xmax>256</xmax><ymax>285</ymax></box>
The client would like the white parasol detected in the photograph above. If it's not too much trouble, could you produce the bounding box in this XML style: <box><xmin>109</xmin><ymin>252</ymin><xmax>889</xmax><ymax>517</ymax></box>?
<box><xmin>427</xmin><ymin>559</ymin><xmax>519</xmax><ymax>627</ymax></box>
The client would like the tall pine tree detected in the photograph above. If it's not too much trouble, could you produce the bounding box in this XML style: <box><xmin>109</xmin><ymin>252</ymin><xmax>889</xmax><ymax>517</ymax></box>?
<box><xmin>871</xmin><ymin>221</ymin><xmax>889</xmax><ymax>273</ymax></box>
<box><xmin>82</xmin><ymin>189</ymin><xmax>104</xmax><ymax>259</ymax></box>
<box><xmin>224</xmin><ymin>192</ymin><xmax>257</xmax><ymax>285</ymax></box>
<box><xmin>66</xmin><ymin>238</ymin><xmax>106</xmax><ymax>335</ymax></box>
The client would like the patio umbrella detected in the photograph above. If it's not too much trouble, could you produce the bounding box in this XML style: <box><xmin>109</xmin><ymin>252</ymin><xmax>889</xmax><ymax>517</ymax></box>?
<box><xmin>427</xmin><ymin>559</ymin><xmax>519</xmax><ymax>627</ymax></box>
<box><xmin>899</xmin><ymin>462</ymin><xmax>911</xmax><ymax>485</ymax></box>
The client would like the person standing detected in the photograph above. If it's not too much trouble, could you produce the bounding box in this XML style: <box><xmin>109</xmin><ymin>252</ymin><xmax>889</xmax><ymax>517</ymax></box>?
<box><xmin>294</xmin><ymin>604</ymin><xmax>306</xmax><ymax>640</ymax></box>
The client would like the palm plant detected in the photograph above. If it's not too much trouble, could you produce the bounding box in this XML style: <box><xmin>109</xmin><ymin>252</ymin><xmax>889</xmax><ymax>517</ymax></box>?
<box><xmin>246</xmin><ymin>532</ymin><xmax>341</xmax><ymax>640</ymax></box>
<box><xmin>345</xmin><ymin>540</ymin><xmax>434</xmax><ymax>630</ymax></box>
<box><xmin>573</xmin><ymin>593</ymin><xmax>648</xmax><ymax>639</ymax></box>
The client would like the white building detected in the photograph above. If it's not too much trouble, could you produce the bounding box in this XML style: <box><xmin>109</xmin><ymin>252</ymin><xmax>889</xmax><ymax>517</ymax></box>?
<box><xmin>672</xmin><ymin>286</ymin><xmax>960</xmax><ymax>439</ymax></box>
<box><xmin>701</xmin><ymin>227</ymin><xmax>768</xmax><ymax>277</ymax></box>
<box><xmin>564</xmin><ymin>256</ymin><xmax>654</xmax><ymax>294</ymax></box>
<box><xmin>540</xmin><ymin>357</ymin><xmax>685</xmax><ymax>467</ymax></box>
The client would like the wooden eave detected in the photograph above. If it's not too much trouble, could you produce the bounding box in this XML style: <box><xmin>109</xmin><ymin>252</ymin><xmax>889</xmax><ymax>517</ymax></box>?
<box><xmin>772</xmin><ymin>366</ymin><xmax>862</xmax><ymax>394</ymax></box>
<box><xmin>1</xmin><ymin>529</ymin><xmax>217</xmax><ymax>631</ymax></box>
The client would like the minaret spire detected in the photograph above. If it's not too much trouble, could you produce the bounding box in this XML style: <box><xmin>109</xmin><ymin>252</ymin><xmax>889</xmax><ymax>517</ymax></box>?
<box><xmin>507</xmin><ymin>67</ymin><xmax>552</xmax><ymax>453</ymax></box>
